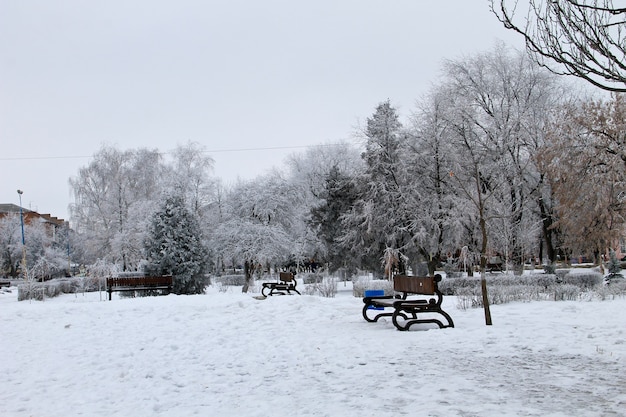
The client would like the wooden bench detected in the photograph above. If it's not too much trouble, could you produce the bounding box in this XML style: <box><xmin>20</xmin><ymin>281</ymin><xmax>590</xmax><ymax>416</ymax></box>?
<box><xmin>106</xmin><ymin>276</ymin><xmax>173</xmax><ymax>300</ymax></box>
<box><xmin>362</xmin><ymin>274</ymin><xmax>454</xmax><ymax>331</ymax></box>
<box><xmin>261</xmin><ymin>272</ymin><xmax>301</xmax><ymax>296</ymax></box>
<box><xmin>0</xmin><ymin>280</ymin><xmax>11</xmax><ymax>288</ymax></box>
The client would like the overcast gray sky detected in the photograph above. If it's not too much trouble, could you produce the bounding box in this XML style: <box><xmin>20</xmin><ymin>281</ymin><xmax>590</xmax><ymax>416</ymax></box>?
<box><xmin>1</xmin><ymin>1</ymin><xmax>524</xmax><ymax>221</ymax></box>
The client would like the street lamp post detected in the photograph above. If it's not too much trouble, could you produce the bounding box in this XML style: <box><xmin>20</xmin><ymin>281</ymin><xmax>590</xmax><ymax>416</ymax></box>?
<box><xmin>17</xmin><ymin>190</ymin><xmax>27</xmax><ymax>279</ymax></box>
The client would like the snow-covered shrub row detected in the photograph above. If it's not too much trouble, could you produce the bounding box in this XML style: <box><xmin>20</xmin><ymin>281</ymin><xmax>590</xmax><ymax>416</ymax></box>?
<box><xmin>453</xmin><ymin>284</ymin><xmax>580</xmax><ymax>310</ymax></box>
<box><xmin>439</xmin><ymin>274</ymin><xmax>557</xmax><ymax>294</ymax></box>
<box><xmin>560</xmin><ymin>272</ymin><xmax>603</xmax><ymax>288</ymax></box>
<box><xmin>447</xmin><ymin>271</ymin><xmax>621</xmax><ymax>310</ymax></box>
<box><xmin>551</xmin><ymin>284</ymin><xmax>583</xmax><ymax>301</ymax></box>
<box><xmin>18</xmin><ymin>282</ymin><xmax>59</xmax><ymax>301</ymax></box>
<box><xmin>555</xmin><ymin>269</ymin><xmax>570</xmax><ymax>281</ymax></box>
<box><xmin>352</xmin><ymin>278</ymin><xmax>393</xmax><ymax>298</ymax></box>
<box><xmin>453</xmin><ymin>284</ymin><xmax>552</xmax><ymax>310</ymax></box>
<box><xmin>439</xmin><ymin>272</ymin><xmax>603</xmax><ymax>295</ymax></box>
<box><xmin>17</xmin><ymin>276</ymin><xmax>104</xmax><ymax>301</ymax></box>
<box><xmin>212</xmin><ymin>274</ymin><xmax>246</xmax><ymax>286</ymax></box>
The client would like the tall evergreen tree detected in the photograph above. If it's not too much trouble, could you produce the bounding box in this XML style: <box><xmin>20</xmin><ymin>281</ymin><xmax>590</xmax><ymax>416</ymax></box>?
<box><xmin>342</xmin><ymin>100</ymin><xmax>410</xmax><ymax>276</ymax></box>
<box><xmin>145</xmin><ymin>193</ymin><xmax>208</xmax><ymax>295</ymax></box>
<box><xmin>309</xmin><ymin>165</ymin><xmax>359</xmax><ymax>274</ymax></box>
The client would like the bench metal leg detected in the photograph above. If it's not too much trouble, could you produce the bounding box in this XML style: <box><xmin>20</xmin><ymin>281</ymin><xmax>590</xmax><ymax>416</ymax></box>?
<box><xmin>362</xmin><ymin>302</ymin><xmax>395</xmax><ymax>322</ymax></box>
<box><xmin>391</xmin><ymin>308</ymin><xmax>455</xmax><ymax>331</ymax></box>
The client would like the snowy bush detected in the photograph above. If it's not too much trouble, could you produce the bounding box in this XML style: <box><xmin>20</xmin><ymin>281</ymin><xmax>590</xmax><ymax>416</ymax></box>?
<box><xmin>596</xmin><ymin>279</ymin><xmax>626</xmax><ymax>300</ymax></box>
<box><xmin>551</xmin><ymin>284</ymin><xmax>581</xmax><ymax>301</ymax></box>
<box><xmin>561</xmin><ymin>271</ymin><xmax>602</xmax><ymax>289</ymax></box>
<box><xmin>213</xmin><ymin>275</ymin><xmax>246</xmax><ymax>286</ymax></box>
<box><xmin>352</xmin><ymin>278</ymin><xmax>393</xmax><ymax>297</ymax></box>
<box><xmin>555</xmin><ymin>269</ymin><xmax>569</xmax><ymax>282</ymax></box>
<box><xmin>305</xmin><ymin>277</ymin><xmax>338</xmax><ymax>298</ymax></box>
<box><xmin>302</xmin><ymin>284</ymin><xmax>317</xmax><ymax>296</ymax></box>
<box><xmin>534</xmin><ymin>274</ymin><xmax>558</xmax><ymax>288</ymax></box>
<box><xmin>17</xmin><ymin>276</ymin><xmax>105</xmax><ymax>301</ymax></box>
<box><xmin>18</xmin><ymin>281</ymin><xmax>61</xmax><ymax>301</ymax></box>
<box><xmin>455</xmin><ymin>288</ymin><xmax>483</xmax><ymax>310</ymax></box>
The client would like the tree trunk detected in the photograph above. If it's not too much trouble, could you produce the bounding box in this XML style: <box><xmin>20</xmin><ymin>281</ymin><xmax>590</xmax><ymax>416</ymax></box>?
<box><xmin>427</xmin><ymin>256</ymin><xmax>439</xmax><ymax>277</ymax></box>
<box><xmin>538</xmin><ymin>198</ymin><xmax>557</xmax><ymax>263</ymax></box>
<box><xmin>242</xmin><ymin>260</ymin><xmax>254</xmax><ymax>293</ymax></box>
<box><xmin>479</xmin><ymin>210</ymin><xmax>493</xmax><ymax>326</ymax></box>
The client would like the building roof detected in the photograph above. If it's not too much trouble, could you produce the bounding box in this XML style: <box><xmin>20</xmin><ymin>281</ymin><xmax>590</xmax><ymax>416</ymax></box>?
<box><xmin>0</xmin><ymin>203</ymin><xmax>32</xmax><ymax>214</ymax></box>
<box><xmin>0</xmin><ymin>204</ymin><xmax>65</xmax><ymax>226</ymax></box>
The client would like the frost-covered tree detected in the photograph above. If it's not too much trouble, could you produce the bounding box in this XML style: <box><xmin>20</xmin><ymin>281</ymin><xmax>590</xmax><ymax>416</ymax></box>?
<box><xmin>144</xmin><ymin>193</ymin><xmax>208</xmax><ymax>295</ymax></box>
<box><xmin>0</xmin><ymin>213</ymin><xmax>23</xmax><ymax>277</ymax></box>
<box><xmin>24</xmin><ymin>220</ymin><xmax>67</xmax><ymax>280</ymax></box>
<box><xmin>287</xmin><ymin>142</ymin><xmax>362</xmax><ymax>273</ymax></box>
<box><xmin>286</xmin><ymin>141</ymin><xmax>362</xmax><ymax>201</ymax></box>
<box><xmin>342</xmin><ymin>101</ymin><xmax>413</xmax><ymax>276</ymax></box>
<box><xmin>0</xmin><ymin>213</ymin><xmax>69</xmax><ymax>280</ymax></box>
<box><xmin>164</xmin><ymin>141</ymin><xmax>216</xmax><ymax>216</ymax></box>
<box><xmin>440</xmin><ymin>44</ymin><xmax>564</xmax><ymax>274</ymax></box>
<box><xmin>70</xmin><ymin>146</ymin><xmax>164</xmax><ymax>270</ymax></box>
<box><xmin>213</xmin><ymin>172</ymin><xmax>295</xmax><ymax>292</ymax></box>
<box><xmin>163</xmin><ymin>142</ymin><xmax>218</xmax><ymax>274</ymax></box>
<box><xmin>202</xmin><ymin>181</ymin><xmax>228</xmax><ymax>275</ymax></box>
<box><xmin>406</xmin><ymin>90</ymin><xmax>468</xmax><ymax>274</ymax></box>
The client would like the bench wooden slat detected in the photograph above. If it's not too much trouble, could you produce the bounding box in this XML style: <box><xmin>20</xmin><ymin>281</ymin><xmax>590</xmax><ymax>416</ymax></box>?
<box><xmin>393</xmin><ymin>275</ymin><xmax>435</xmax><ymax>295</ymax></box>
<box><xmin>106</xmin><ymin>276</ymin><xmax>173</xmax><ymax>300</ymax></box>
<box><xmin>107</xmin><ymin>276</ymin><xmax>173</xmax><ymax>288</ymax></box>
<box><xmin>278</xmin><ymin>272</ymin><xmax>296</xmax><ymax>283</ymax></box>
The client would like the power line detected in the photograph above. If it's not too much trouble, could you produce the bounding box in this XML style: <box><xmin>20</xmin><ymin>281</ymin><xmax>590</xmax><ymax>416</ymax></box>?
<box><xmin>0</xmin><ymin>143</ymin><xmax>351</xmax><ymax>162</ymax></box>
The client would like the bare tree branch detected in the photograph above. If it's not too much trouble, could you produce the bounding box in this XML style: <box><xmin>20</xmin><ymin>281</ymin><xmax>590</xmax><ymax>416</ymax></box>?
<box><xmin>491</xmin><ymin>0</ymin><xmax>626</xmax><ymax>92</ymax></box>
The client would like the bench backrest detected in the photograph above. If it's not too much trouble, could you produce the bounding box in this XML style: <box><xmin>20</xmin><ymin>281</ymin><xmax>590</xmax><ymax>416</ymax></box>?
<box><xmin>107</xmin><ymin>276</ymin><xmax>173</xmax><ymax>288</ymax></box>
<box><xmin>393</xmin><ymin>275</ymin><xmax>441</xmax><ymax>295</ymax></box>
<box><xmin>279</xmin><ymin>272</ymin><xmax>295</xmax><ymax>283</ymax></box>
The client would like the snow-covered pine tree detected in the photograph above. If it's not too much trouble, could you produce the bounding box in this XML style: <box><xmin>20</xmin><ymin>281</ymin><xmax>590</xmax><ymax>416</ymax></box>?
<box><xmin>309</xmin><ymin>165</ymin><xmax>359</xmax><ymax>274</ymax></box>
<box><xmin>145</xmin><ymin>193</ymin><xmax>208</xmax><ymax>294</ymax></box>
<box><xmin>342</xmin><ymin>100</ymin><xmax>410</xmax><ymax>276</ymax></box>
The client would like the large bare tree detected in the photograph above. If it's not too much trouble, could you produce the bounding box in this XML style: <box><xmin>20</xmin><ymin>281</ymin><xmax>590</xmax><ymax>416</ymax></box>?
<box><xmin>542</xmin><ymin>93</ymin><xmax>626</xmax><ymax>262</ymax></box>
<box><xmin>491</xmin><ymin>0</ymin><xmax>626</xmax><ymax>92</ymax></box>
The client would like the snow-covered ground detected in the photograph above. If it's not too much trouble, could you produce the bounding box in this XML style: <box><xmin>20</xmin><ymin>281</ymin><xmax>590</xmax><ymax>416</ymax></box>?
<box><xmin>1</xmin><ymin>282</ymin><xmax>625</xmax><ymax>417</ymax></box>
